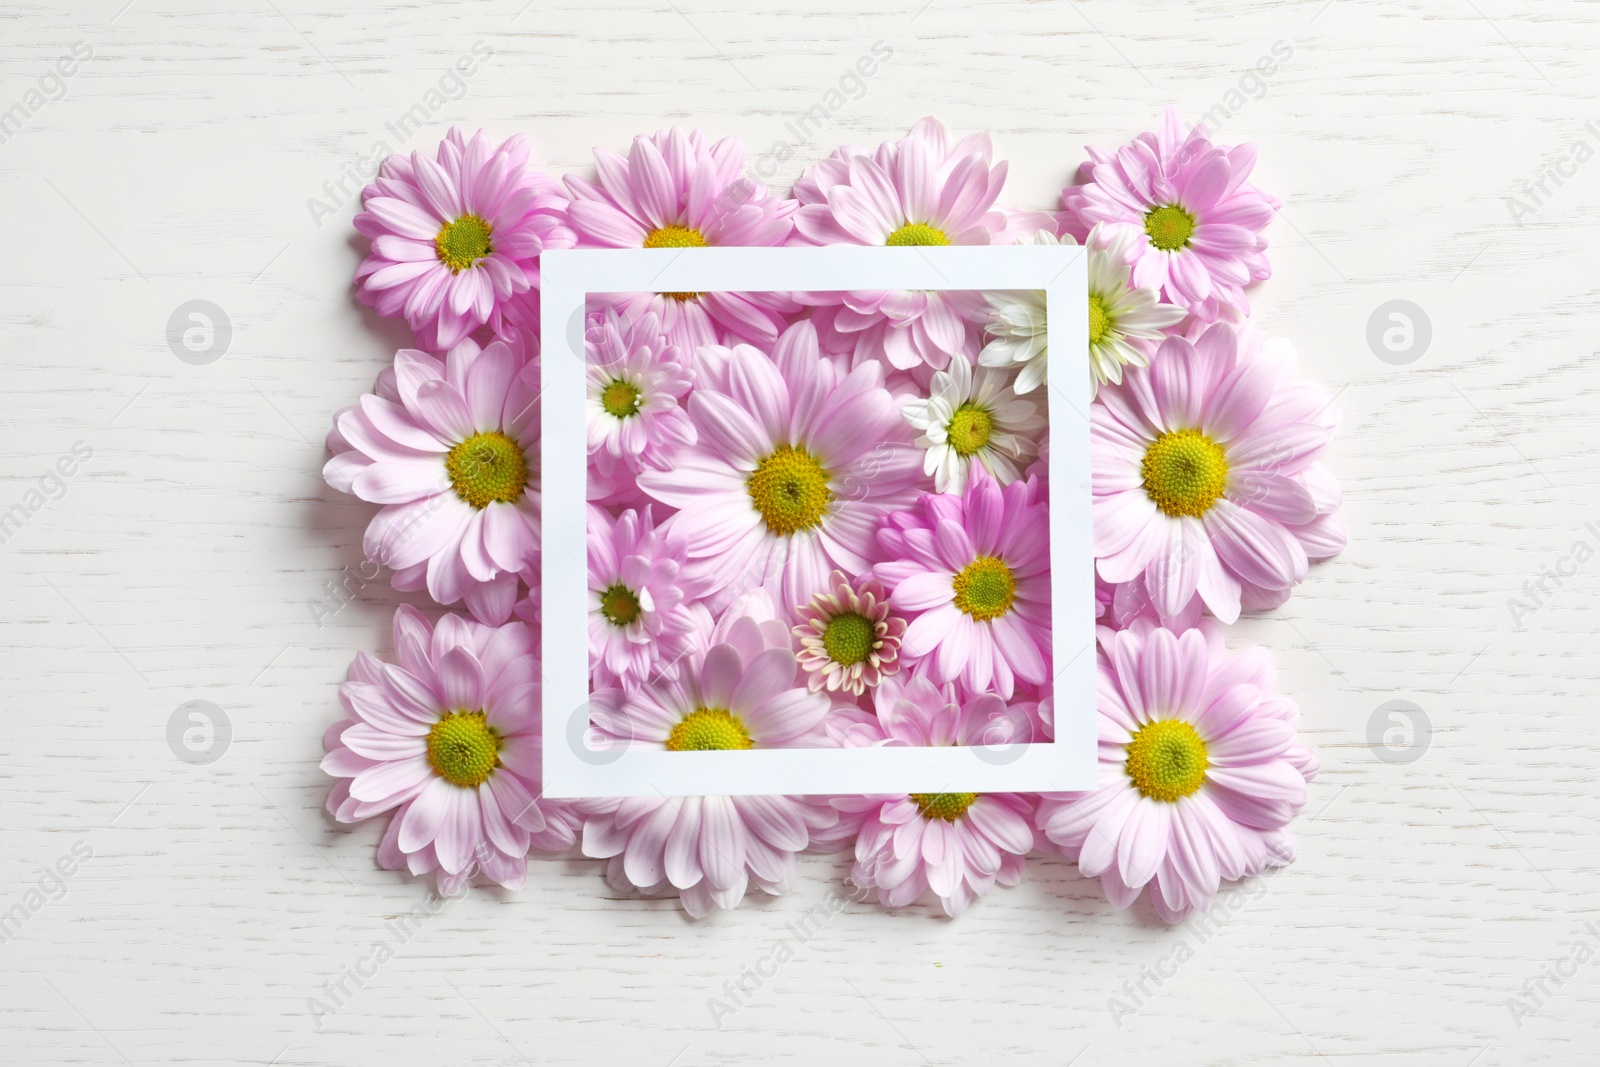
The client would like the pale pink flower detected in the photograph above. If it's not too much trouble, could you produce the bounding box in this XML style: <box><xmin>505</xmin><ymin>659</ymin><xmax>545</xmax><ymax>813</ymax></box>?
<box><xmin>354</xmin><ymin>127</ymin><xmax>574</xmax><ymax>351</ymax></box>
<box><xmin>792</xmin><ymin>570</ymin><xmax>906</xmax><ymax>696</ymax></box>
<box><xmin>585</xmin><ymin>308</ymin><xmax>696</xmax><ymax>507</ymax></box>
<box><xmin>638</xmin><ymin>321</ymin><xmax>925</xmax><ymax>618</ymax></box>
<box><xmin>1061</xmin><ymin>107</ymin><xmax>1278</xmax><ymax>320</ymax></box>
<box><xmin>565</xmin><ymin>127</ymin><xmax>799</xmax><ymax>349</ymax></box>
<box><xmin>1092</xmin><ymin>321</ymin><xmax>1342</xmax><ymax>624</ymax></box>
<box><xmin>322</xmin><ymin>606</ymin><xmax>579</xmax><ymax>894</ymax></box>
<box><xmin>324</xmin><ymin>334</ymin><xmax>539</xmax><ymax>624</ymax></box>
<box><xmin>587</xmin><ymin>505</ymin><xmax>698</xmax><ymax>692</ymax></box>
<box><xmin>1035</xmin><ymin>619</ymin><xmax>1317</xmax><ymax>923</ymax></box>
<box><xmin>792</xmin><ymin>117</ymin><xmax>1009</xmax><ymax>370</ymax></box>
<box><xmin>875</xmin><ymin>468</ymin><xmax>1052</xmax><ymax>700</ymax></box>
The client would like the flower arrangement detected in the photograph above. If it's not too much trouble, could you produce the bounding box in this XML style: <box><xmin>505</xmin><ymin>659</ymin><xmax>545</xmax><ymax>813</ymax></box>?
<box><xmin>321</xmin><ymin>109</ymin><xmax>1343</xmax><ymax>922</ymax></box>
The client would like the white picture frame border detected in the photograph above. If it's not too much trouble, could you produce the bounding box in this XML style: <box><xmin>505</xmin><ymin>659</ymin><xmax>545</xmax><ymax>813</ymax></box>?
<box><xmin>540</xmin><ymin>244</ymin><xmax>1094</xmax><ymax>797</ymax></box>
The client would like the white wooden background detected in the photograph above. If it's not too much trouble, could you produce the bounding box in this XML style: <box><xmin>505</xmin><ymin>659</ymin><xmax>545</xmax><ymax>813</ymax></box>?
<box><xmin>2</xmin><ymin>1</ymin><xmax>1596</xmax><ymax>1063</ymax></box>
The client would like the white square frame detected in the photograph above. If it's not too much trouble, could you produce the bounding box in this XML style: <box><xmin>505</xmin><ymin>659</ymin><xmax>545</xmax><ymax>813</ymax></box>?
<box><xmin>540</xmin><ymin>244</ymin><xmax>1094</xmax><ymax>798</ymax></box>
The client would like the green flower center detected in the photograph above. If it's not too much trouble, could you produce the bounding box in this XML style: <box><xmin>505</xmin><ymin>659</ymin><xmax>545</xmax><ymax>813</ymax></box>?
<box><xmin>445</xmin><ymin>430</ymin><xmax>529</xmax><ymax>510</ymax></box>
<box><xmin>822</xmin><ymin>612</ymin><xmax>876</xmax><ymax>666</ymax></box>
<box><xmin>665</xmin><ymin>707</ymin><xmax>754</xmax><ymax>751</ymax></box>
<box><xmin>426</xmin><ymin>711</ymin><xmax>500</xmax><ymax>787</ymax></box>
<box><xmin>435</xmin><ymin>213</ymin><xmax>493</xmax><ymax>272</ymax></box>
<box><xmin>885</xmin><ymin>222</ymin><xmax>950</xmax><ymax>247</ymax></box>
<box><xmin>1125</xmin><ymin>719</ymin><xmax>1209</xmax><ymax>802</ymax></box>
<box><xmin>600</xmin><ymin>378</ymin><xmax>642</xmax><ymax>419</ymax></box>
<box><xmin>599</xmin><ymin>582</ymin><xmax>642</xmax><ymax>627</ymax></box>
<box><xmin>946</xmin><ymin>402</ymin><xmax>994</xmax><ymax>457</ymax></box>
<box><xmin>1088</xmin><ymin>292</ymin><xmax>1111</xmax><ymax>345</ymax></box>
<box><xmin>911</xmin><ymin>792</ymin><xmax>978</xmax><ymax>821</ymax></box>
<box><xmin>1141</xmin><ymin>428</ymin><xmax>1228</xmax><ymax>518</ymax></box>
<box><xmin>747</xmin><ymin>445</ymin><xmax>832</xmax><ymax>536</ymax></box>
<box><xmin>951</xmin><ymin>555</ymin><xmax>1015</xmax><ymax>621</ymax></box>
<box><xmin>1144</xmin><ymin>204</ymin><xmax>1195</xmax><ymax>252</ymax></box>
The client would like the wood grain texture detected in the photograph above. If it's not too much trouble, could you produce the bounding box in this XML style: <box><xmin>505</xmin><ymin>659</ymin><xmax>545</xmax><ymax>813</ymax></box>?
<box><xmin>1</xmin><ymin>0</ymin><xmax>1597</xmax><ymax>1063</ymax></box>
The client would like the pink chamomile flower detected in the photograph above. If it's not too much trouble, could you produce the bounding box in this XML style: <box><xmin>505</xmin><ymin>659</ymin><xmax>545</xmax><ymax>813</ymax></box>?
<box><xmin>587</xmin><ymin>504</ymin><xmax>699</xmax><ymax>692</ymax></box>
<box><xmin>1091</xmin><ymin>320</ymin><xmax>1341</xmax><ymax>624</ymax></box>
<box><xmin>792</xmin><ymin>117</ymin><xmax>1010</xmax><ymax>370</ymax></box>
<box><xmin>875</xmin><ymin>467</ymin><xmax>1052</xmax><ymax>700</ymax></box>
<box><xmin>1034</xmin><ymin>618</ymin><xmax>1318</xmax><ymax>923</ymax></box>
<box><xmin>585</xmin><ymin>307</ymin><xmax>697</xmax><ymax>507</ymax></box>
<box><xmin>321</xmin><ymin>606</ymin><xmax>579</xmax><ymax>894</ymax></box>
<box><xmin>324</xmin><ymin>333</ymin><xmax>539</xmax><ymax>625</ymax></box>
<box><xmin>1061</xmin><ymin>106</ymin><xmax>1278</xmax><ymax>320</ymax></box>
<box><xmin>564</xmin><ymin>127</ymin><xmax>799</xmax><ymax>350</ymax></box>
<box><xmin>354</xmin><ymin>127</ymin><xmax>574</xmax><ymax>351</ymax></box>
<box><xmin>792</xmin><ymin>569</ymin><xmax>906</xmax><ymax>696</ymax></box>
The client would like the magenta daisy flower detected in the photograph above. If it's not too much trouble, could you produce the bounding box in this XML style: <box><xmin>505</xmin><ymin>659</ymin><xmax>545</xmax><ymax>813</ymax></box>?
<box><xmin>638</xmin><ymin>321</ymin><xmax>925</xmax><ymax>617</ymax></box>
<box><xmin>827</xmin><ymin>676</ymin><xmax>1035</xmax><ymax>916</ymax></box>
<box><xmin>587</xmin><ymin>504</ymin><xmax>698</xmax><ymax>692</ymax></box>
<box><xmin>580</xmin><ymin>613</ymin><xmax>843</xmax><ymax>918</ymax></box>
<box><xmin>1034</xmin><ymin>618</ymin><xmax>1317</xmax><ymax>923</ymax></box>
<box><xmin>564</xmin><ymin>127</ymin><xmax>798</xmax><ymax>349</ymax></box>
<box><xmin>792</xmin><ymin>117</ymin><xmax>1009</xmax><ymax>370</ymax></box>
<box><xmin>1092</xmin><ymin>321</ymin><xmax>1340</xmax><ymax>624</ymax></box>
<box><xmin>354</xmin><ymin>127</ymin><xmax>574</xmax><ymax>351</ymax></box>
<box><xmin>875</xmin><ymin>468</ymin><xmax>1051</xmax><ymax>700</ymax></box>
<box><xmin>792</xmin><ymin>569</ymin><xmax>906</xmax><ymax>696</ymax></box>
<box><xmin>1060</xmin><ymin>107</ymin><xmax>1277</xmax><ymax>320</ymax></box>
<box><xmin>321</xmin><ymin>606</ymin><xmax>579</xmax><ymax>894</ymax></box>
<box><xmin>323</xmin><ymin>334</ymin><xmax>539</xmax><ymax>625</ymax></box>
<box><xmin>585</xmin><ymin>308</ymin><xmax>696</xmax><ymax>507</ymax></box>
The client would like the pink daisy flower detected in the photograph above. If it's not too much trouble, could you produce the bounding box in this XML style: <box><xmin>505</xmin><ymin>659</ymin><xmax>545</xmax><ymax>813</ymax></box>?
<box><xmin>321</xmin><ymin>606</ymin><xmax>579</xmax><ymax>894</ymax></box>
<box><xmin>638</xmin><ymin>321</ymin><xmax>925</xmax><ymax>618</ymax></box>
<box><xmin>585</xmin><ymin>308</ymin><xmax>697</xmax><ymax>507</ymax></box>
<box><xmin>792</xmin><ymin>117</ymin><xmax>1009</xmax><ymax>370</ymax></box>
<box><xmin>791</xmin><ymin>569</ymin><xmax>906</xmax><ymax>696</ymax></box>
<box><xmin>580</xmin><ymin>612</ymin><xmax>842</xmax><ymax>918</ymax></box>
<box><xmin>564</xmin><ymin>127</ymin><xmax>799</xmax><ymax>349</ymax></box>
<box><xmin>827</xmin><ymin>676</ymin><xmax>1035</xmax><ymax>916</ymax></box>
<box><xmin>1092</xmin><ymin>321</ymin><xmax>1341</xmax><ymax>625</ymax></box>
<box><xmin>874</xmin><ymin>468</ymin><xmax>1051</xmax><ymax>700</ymax></box>
<box><xmin>587</xmin><ymin>504</ymin><xmax>698</xmax><ymax>692</ymax></box>
<box><xmin>324</xmin><ymin>334</ymin><xmax>539</xmax><ymax>625</ymax></box>
<box><xmin>354</xmin><ymin>127</ymin><xmax>574</xmax><ymax>351</ymax></box>
<box><xmin>1034</xmin><ymin>618</ymin><xmax>1317</xmax><ymax>923</ymax></box>
<box><xmin>1061</xmin><ymin>107</ymin><xmax>1277</xmax><ymax>320</ymax></box>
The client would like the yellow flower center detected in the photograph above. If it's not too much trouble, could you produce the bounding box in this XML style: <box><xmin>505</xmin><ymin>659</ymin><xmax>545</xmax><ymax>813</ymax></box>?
<box><xmin>1124</xmin><ymin>719</ymin><xmax>1209</xmax><ymax>802</ymax></box>
<box><xmin>599</xmin><ymin>582</ymin><xmax>642</xmax><ymax>627</ymax></box>
<box><xmin>445</xmin><ymin>431</ymin><xmax>529</xmax><ymax>510</ymax></box>
<box><xmin>665</xmin><ymin>707</ymin><xmax>754</xmax><ymax>751</ymax></box>
<box><xmin>426</xmin><ymin>711</ymin><xmax>500</xmax><ymax>787</ymax></box>
<box><xmin>1088</xmin><ymin>292</ymin><xmax>1112</xmax><ymax>345</ymax></box>
<box><xmin>822</xmin><ymin>612</ymin><xmax>875</xmax><ymax>666</ymax></box>
<box><xmin>747</xmin><ymin>445</ymin><xmax>832</xmax><ymax>536</ymax></box>
<box><xmin>643</xmin><ymin>225</ymin><xmax>706</xmax><ymax>300</ymax></box>
<box><xmin>600</xmin><ymin>378</ymin><xmax>642</xmax><ymax>419</ymax></box>
<box><xmin>946</xmin><ymin>402</ymin><xmax>994</xmax><ymax>457</ymax></box>
<box><xmin>886</xmin><ymin>222</ymin><xmax>951</xmax><ymax>246</ymax></box>
<box><xmin>1144</xmin><ymin>204</ymin><xmax>1195</xmax><ymax>252</ymax></box>
<box><xmin>910</xmin><ymin>792</ymin><xmax>978</xmax><ymax>821</ymax></box>
<box><xmin>951</xmin><ymin>555</ymin><xmax>1016</xmax><ymax>621</ymax></box>
<box><xmin>1141</xmin><ymin>428</ymin><xmax>1228</xmax><ymax>518</ymax></box>
<box><xmin>435</xmin><ymin>213</ymin><xmax>493</xmax><ymax>272</ymax></box>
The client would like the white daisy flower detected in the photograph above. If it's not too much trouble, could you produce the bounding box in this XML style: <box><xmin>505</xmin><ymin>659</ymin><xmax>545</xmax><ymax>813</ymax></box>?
<box><xmin>901</xmin><ymin>355</ymin><xmax>1044</xmax><ymax>495</ymax></box>
<box><xmin>981</xmin><ymin>225</ymin><xmax>1187</xmax><ymax>396</ymax></box>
